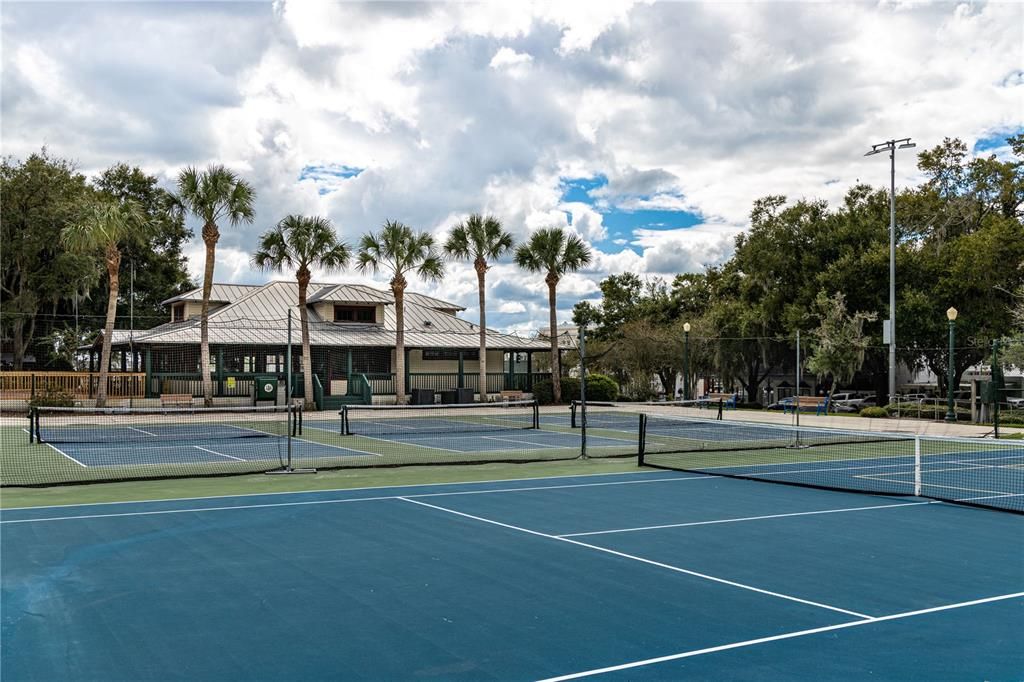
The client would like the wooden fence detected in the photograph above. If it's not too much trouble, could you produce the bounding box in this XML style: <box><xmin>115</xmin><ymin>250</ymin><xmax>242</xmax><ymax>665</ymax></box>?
<box><xmin>0</xmin><ymin>371</ymin><xmax>147</xmax><ymax>399</ymax></box>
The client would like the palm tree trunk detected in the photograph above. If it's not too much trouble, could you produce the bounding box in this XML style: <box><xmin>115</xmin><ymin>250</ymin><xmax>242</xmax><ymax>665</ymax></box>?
<box><xmin>476</xmin><ymin>260</ymin><xmax>487</xmax><ymax>402</ymax></box>
<box><xmin>547</xmin><ymin>274</ymin><xmax>561</xmax><ymax>404</ymax></box>
<box><xmin>200</xmin><ymin>222</ymin><xmax>218</xmax><ymax>407</ymax></box>
<box><xmin>393</xmin><ymin>276</ymin><xmax>407</xmax><ymax>404</ymax></box>
<box><xmin>297</xmin><ymin>268</ymin><xmax>315</xmax><ymax>411</ymax></box>
<box><xmin>97</xmin><ymin>245</ymin><xmax>121</xmax><ymax>408</ymax></box>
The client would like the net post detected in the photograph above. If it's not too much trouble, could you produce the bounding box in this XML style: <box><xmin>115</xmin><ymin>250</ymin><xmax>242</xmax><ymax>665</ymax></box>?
<box><xmin>532</xmin><ymin>400</ymin><xmax>540</xmax><ymax>430</ymax></box>
<box><xmin>913</xmin><ymin>435</ymin><xmax>922</xmax><ymax>497</ymax></box>
<box><xmin>34</xmin><ymin>408</ymin><xmax>44</xmax><ymax>444</ymax></box>
<box><xmin>717</xmin><ymin>399</ymin><xmax>723</xmax><ymax>420</ymax></box>
<box><xmin>286</xmin><ymin>402</ymin><xmax>293</xmax><ymax>468</ymax></box>
<box><xmin>570</xmin><ymin>400</ymin><xmax>578</xmax><ymax>428</ymax></box>
<box><xmin>28</xmin><ymin>409</ymin><xmax>35</xmax><ymax>444</ymax></box>
<box><xmin>637</xmin><ymin>413</ymin><xmax>647</xmax><ymax>466</ymax></box>
<box><xmin>340</xmin><ymin>405</ymin><xmax>349</xmax><ymax>435</ymax></box>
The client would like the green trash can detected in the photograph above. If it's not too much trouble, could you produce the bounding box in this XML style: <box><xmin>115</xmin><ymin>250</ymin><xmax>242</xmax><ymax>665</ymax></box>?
<box><xmin>256</xmin><ymin>376</ymin><xmax>279</xmax><ymax>404</ymax></box>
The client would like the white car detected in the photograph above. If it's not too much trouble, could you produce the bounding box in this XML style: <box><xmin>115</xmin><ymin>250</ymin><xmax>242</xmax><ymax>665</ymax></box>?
<box><xmin>1008</xmin><ymin>396</ymin><xmax>1024</xmax><ymax>408</ymax></box>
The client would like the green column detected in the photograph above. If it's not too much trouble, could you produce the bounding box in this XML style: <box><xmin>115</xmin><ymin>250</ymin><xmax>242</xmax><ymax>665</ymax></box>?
<box><xmin>346</xmin><ymin>347</ymin><xmax>353</xmax><ymax>378</ymax></box>
<box><xmin>404</xmin><ymin>348</ymin><xmax>411</xmax><ymax>396</ymax></box>
<box><xmin>457</xmin><ymin>350</ymin><xmax>464</xmax><ymax>388</ymax></box>
<box><xmin>216</xmin><ymin>346</ymin><xmax>224</xmax><ymax>397</ymax></box>
<box><xmin>506</xmin><ymin>352</ymin><xmax>513</xmax><ymax>390</ymax></box>
<box><xmin>526</xmin><ymin>352</ymin><xmax>533</xmax><ymax>391</ymax></box>
<box><xmin>144</xmin><ymin>348</ymin><xmax>152</xmax><ymax>398</ymax></box>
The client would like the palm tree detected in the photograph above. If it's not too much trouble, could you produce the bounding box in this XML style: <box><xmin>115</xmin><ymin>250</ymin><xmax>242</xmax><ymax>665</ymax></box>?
<box><xmin>444</xmin><ymin>214</ymin><xmax>514</xmax><ymax>401</ymax></box>
<box><xmin>514</xmin><ymin>227</ymin><xmax>592</xmax><ymax>403</ymax></box>
<box><xmin>252</xmin><ymin>215</ymin><xmax>350</xmax><ymax>409</ymax></box>
<box><xmin>357</xmin><ymin>220</ymin><xmax>445</xmax><ymax>404</ymax></box>
<box><xmin>176</xmin><ymin>165</ymin><xmax>255</xmax><ymax>406</ymax></box>
<box><xmin>62</xmin><ymin>200</ymin><xmax>149</xmax><ymax>408</ymax></box>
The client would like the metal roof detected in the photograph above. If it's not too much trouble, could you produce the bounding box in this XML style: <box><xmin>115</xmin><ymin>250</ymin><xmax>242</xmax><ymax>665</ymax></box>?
<box><xmin>404</xmin><ymin>291</ymin><xmax>465</xmax><ymax>312</ymax></box>
<box><xmin>127</xmin><ymin>281</ymin><xmax>559</xmax><ymax>350</ymax></box>
<box><xmin>305</xmin><ymin>283</ymin><xmax>393</xmax><ymax>305</ymax></box>
<box><xmin>161</xmin><ymin>284</ymin><xmax>260</xmax><ymax>306</ymax></box>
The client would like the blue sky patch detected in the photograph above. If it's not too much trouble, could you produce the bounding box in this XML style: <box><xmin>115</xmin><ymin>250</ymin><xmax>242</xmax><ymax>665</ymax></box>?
<box><xmin>974</xmin><ymin>129</ymin><xmax>1021</xmax><ymax>153</ymax></box>
<box><xmin>560</xmin><ymin>174</ymin><xmax>703</xmax><ymax>248</ymax></box>
<box><xmin>298</xmin><ymin>164</ymin><xmax>365</xmax><ymax>194</ymax></box>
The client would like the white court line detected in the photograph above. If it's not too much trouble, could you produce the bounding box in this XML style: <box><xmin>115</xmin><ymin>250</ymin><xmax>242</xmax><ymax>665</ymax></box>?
<box><xmin>345</xmin><ymin>431</ymin><xmax>465</xmax><ymax>454</ymax></box>
<box><xmin>127</xmin><ymin>426</ymin><xmax>160</xmax><ymax>437</ymax></box>
<box><xmin>1</xmin><ymin>469</ymin><xmax>675</xmax><ymax>512</ymax></box>
<box><xmin>398</xmin><ymin>497</ymin><xmax>871</xmax><ymax>619</ymax></box>
<box><xmin>955</xmin><ymin>492</ymin><xmax>1024</xmax><ymax>502</ymax></box>
<box><xmin>290</xmin><ymin>435</ymin><xmax>383</xmax><ymax>458</ymax></box>
<box><xmin>853</xmin><ymin>473</ymin><xmax>1011</xmax><ymax>497</ymax></box>
<box><xmin>0</xmin><ymin>475</ymin><xmax>716</xmax><ymax>524</ymax></box>
<box><xmin>480</xmin><ymin>435</ymin><xmax>599</xmax><ymax>450</ymax></box>
<box><xmin>193</xmin><ymin>445</ymin><xmax>246</xmax><ymax>462</ymax></box>
<box><xmin>557</xmin><ymin>501</ymin><xmax>935</xmax><ymax>537</ymax></box>
<box><xmin>535</xmin><ymin>592</ymin><xmax>1024</xmax><ymax>682</ymax></box>
<box><xmin>43</xmin><ymin>442</ymin><xmax>88</xmax><ymax>468</ymax></box>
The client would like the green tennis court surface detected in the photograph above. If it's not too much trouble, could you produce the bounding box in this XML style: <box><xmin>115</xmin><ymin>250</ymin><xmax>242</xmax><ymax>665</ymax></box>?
<box><xmin>3</xmin><ymin>471</ymin><xmax>1021</xmax><ymax>680</ymax></box>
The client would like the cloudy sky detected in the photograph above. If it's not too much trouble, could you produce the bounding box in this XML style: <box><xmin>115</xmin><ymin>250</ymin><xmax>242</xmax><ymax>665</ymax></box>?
<box><xmin>3</xmin><ymin>1</ymin><xmax>1021</xmax><ymax>333</ymax></box>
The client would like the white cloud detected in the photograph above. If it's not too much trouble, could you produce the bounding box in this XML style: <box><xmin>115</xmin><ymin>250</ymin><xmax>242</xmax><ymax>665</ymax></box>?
<box><xmin>489</xmin><ymin>47</ymin><xmax>533</xmax><ymax>79</ymax></box>
<box><xmin>3</xmin><ymin>0</ymin><xmax>1021</xmax><ymax>334</ymax></box>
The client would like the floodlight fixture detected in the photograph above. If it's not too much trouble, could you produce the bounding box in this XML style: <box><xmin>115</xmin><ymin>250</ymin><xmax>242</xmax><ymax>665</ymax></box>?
<box><xmin>864</xmin><ymin>136</ymin><xmax>915</xmax><ymax>403</ymax></box>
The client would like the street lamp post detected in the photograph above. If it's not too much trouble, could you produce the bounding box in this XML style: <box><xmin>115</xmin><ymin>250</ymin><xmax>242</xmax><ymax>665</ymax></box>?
<box><xmin>683</xmin><ymin>322</ymin><xmax>691</xmax><ymax>401</ymax></box>
<box><xmin>945</xmin><ymin>307</ymin><xmax>958</xmax><ymax>422</ymax></box>
<box><xmin>865</xmin><ymin>137</ymin><xmax>916</xmax><ymax>405</ymax></box>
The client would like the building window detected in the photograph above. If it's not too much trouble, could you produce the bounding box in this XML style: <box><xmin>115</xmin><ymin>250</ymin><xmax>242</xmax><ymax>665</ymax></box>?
<box><xmin>422</xmin><ymin>349</ymin><xmax>479</xmax><ymax>361</ymax></box>
<box><xmin>334</xmin><ymin>305</ymin><xmax>376</xmax><ymax>323</ymax></box>
<box><xmin>350</xmin><ymin>349</ymin><xmax>390</xmax><ymax>374</ymax></box>
<box><xmin>172</xmin><ymin>303</ymin><xmax>185</xmax><ymax>322</ymax></box>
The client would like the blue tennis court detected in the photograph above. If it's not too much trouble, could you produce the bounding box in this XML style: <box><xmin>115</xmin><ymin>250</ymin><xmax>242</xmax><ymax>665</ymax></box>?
<box><xmin>43</xmin><ymin>435</ymin><xmax>372</xmax><ymax>467</ymax></box>
<box><xmin>3</xmin><ymin>470</ymin><xmax>1021</xmax><ymax>680</ymax></box>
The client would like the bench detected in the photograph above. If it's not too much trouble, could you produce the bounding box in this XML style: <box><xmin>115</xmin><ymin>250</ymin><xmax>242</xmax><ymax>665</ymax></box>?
<box><xmin>783</xmin><ymin>396</ymin><xmax>830</xmax><ymax>416</ymax></box>
<box><xmin>500</xmin><ymin>390</ymin><xmax>524</xmax><ymax>402</ymax></box>
<box><xmin>699</xmin><ymin>392</ymin><xmax>737</xmax><ymax>409</ymax></box>
<box><xmin>160</xmin><ymin>393</ymin><xmax>194</xmax><ymax>408</ymax></box>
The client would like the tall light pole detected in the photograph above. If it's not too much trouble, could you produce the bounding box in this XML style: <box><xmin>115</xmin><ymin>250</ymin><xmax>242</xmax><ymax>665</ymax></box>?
<box><xmin>683</xmin><ymin>322</ymin><xmax>691</xmax><ymax>400</ymax></box>
<box><xmin>865</xmin><ymin>137</ymin><xmax>915</xmax><ymax>404</ymax></box>
<box><xmin>945</xmin><ymin>307</ymin><xmax>958</xmax><ymax>423</ymax></box>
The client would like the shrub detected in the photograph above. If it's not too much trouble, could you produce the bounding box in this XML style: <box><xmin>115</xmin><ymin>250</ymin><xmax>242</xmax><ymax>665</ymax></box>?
<box><xmin>27</xmin><ymin>384</ymin><xmax>76</xmax><ymax>409</ymax></box>
<box><xmin>532</xmin><ymin>374</ymin><xmax>621</xmax><ymax>405</ymax></box>
<box><xmin>532</xmin><ymin>379</ymin><xmax>554</xmax><ymax>405</ymax></box>
<box><xmin>560</xmin><ymin>377</ymin><xmax>581</xmax><ymax>403</ymax></box>
<box><xmin>585</xmin><ymin>373</ymin><xmax>619</xmax><ymax>401</ymax></box>
<box><xmin>860</xmin><ymin>406</ymin><xmax>888</xmax><ymax>418</ymax></box>
<box><xmin>997</xmin><ymin>409</ymin><xmax>1024</xmax><ymax>426</ymax></box>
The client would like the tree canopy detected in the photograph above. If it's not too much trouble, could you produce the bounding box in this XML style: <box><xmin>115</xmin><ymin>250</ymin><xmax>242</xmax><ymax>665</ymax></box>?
<box><xmin>579</xmin><ymin>135</ymin><xmax>1024</xmax><ymax>403</ymax></box>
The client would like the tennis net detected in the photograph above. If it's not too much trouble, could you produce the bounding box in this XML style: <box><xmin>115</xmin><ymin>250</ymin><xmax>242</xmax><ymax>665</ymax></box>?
<box><xmin>341</xmin><ymin>400</ymin><xmax>540</xmax><ymax>437</ymax></box>
<box><xmin>33</xmin><ymin>404</ymin><xmax>299</xmax><ymax>444</ymax></box>
<box><xmin>636</xmin><ymin>411</ymin><xmax>1024</xmax><ymax>513</ymax></box>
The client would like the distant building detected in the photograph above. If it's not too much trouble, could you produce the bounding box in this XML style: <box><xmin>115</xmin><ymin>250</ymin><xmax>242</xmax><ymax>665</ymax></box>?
<box><xmin>88</xmin><ymin>281</ymin><xmax>568</xmax><ymax>407</ymax></box>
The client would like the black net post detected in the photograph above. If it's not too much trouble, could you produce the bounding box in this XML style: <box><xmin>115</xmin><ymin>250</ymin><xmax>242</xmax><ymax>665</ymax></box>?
<box><xmin>579</xmin><ymin>322</ymin><xmax>587</xmax><ymax>460</ymax></box>
<box><xmin>637</xmin><ymin>413</ymin><xmax>647</xmax><ymax>466</ymax></box>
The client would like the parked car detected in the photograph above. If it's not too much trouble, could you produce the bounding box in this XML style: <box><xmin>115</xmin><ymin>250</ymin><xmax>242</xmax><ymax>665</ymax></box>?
<box><xmin>1007</xmin><ymin>396</ymin><xmax>1024</xmax><ymax>408</ymax></box>
<box><xmin>831</xmin><ymin>392</ymin><xmax>875</xmax><ymax>412</ymax></box>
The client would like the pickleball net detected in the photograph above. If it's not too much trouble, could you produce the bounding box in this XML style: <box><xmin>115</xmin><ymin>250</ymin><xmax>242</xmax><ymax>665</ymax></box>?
<box><xmin>32</xmin><ymin>404</ymin><xmax>300</xmax><ymax>444</ymax></box>
<box><xmin>340</xmin><ymin>400</ymin><xmax>540</xmax><ymax>437</ymax></box>
<box><xmin>631</xmin><ymin>411</ymin><xmax>1023</xmax><ymax>513</ymax></box>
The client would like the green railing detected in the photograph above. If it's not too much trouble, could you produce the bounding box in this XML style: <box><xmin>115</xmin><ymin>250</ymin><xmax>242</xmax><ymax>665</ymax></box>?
<box><xmin>312</xmin><ymin>374</ymin><xmax>324</xmax><ymax>410</ymax></box>
<box><xmin>148</xmin><ymin>371</ymin><xmax>550</xmax><ymax>398</ymax></box>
